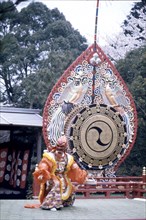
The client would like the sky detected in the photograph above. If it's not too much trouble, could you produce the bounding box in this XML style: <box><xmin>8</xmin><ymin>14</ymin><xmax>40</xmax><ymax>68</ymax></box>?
<box><xmin>18</xmin><ymin>0</ymin><xmax>139</xmax><ymax>46</ymax></box>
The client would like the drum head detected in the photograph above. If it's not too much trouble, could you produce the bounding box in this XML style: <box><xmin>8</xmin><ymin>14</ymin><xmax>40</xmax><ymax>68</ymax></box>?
<box><xmin>67</xmin><ymin>104</ymin><xmax>127</xmax><ymax>170</ymax></box>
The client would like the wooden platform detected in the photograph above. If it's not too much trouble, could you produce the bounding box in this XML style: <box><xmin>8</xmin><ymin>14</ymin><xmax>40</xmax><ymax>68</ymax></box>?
<box><xmin>1</xmin><ymin>198</ymin><xmax>146</xmax><ymax>220</ymax></box>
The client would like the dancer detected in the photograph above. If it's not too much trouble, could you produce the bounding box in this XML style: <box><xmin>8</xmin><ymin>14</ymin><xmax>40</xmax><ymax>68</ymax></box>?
<box><xmin>33</xmin><ymin>135</ymin><xmax>87</xmax><ymax>210</ymax></box>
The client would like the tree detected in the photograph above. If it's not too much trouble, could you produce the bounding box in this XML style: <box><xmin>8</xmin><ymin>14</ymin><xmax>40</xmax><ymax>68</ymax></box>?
<box><xmin>0</xmin><ymin>1</ymin><xmax>88</xmax><ymax>108</ymax></box>
<box><xmin>0</xmin><ymin>0</ymin><xmax>29</xmax><ymax>14</ymax></box>
<box><xmin>116</xmin><ymin>45</ymin><xmax>146</xmax><ymax>176</ymax></box>
<box><xmin>103</xmin><ymin>1</ymin><xmax>146</xmax><ymax>61</ymax></box>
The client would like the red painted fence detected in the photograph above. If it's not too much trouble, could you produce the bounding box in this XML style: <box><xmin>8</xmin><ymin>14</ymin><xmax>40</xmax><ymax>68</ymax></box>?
<box><xmin>74</xmin><ymin>180</ymin><xmax>146</xmax><ymax>199</ymax></box>
<box><xmin>33</xmin><ymin>176</ymin><xmax>146</xmax><ymax>199</ymax></box>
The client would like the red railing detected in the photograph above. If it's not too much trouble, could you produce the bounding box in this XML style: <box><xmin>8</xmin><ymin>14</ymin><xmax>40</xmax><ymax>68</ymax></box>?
<box><xmin>33</xmin><ymin>176</ymin><xmax>146</xmax><ymax>199</ymax></box>
<box><xmin>94</xmin><ymin>176</ymin><xmax>143</xmax><ymax>182</ymax></box>
<box><xmin>74</xmin><ymin>181</ymin><xmax>146</xmax><ymax>199</ymax></box>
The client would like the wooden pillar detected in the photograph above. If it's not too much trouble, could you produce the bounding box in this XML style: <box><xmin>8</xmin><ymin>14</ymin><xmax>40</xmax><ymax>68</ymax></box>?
<box><xmin>142</xmin><ymin>167</ymin><xmax>146</xmax><ymax>182</ymax></box>
<box><xmin>33</xmin><ymin>130</ymin><xmax>42</xmax><ymax>197</ymax></box>
<box><xmin>36</xmin><ymin>130</ymin><xmax>42</xmax><ymax>163</ymax></box>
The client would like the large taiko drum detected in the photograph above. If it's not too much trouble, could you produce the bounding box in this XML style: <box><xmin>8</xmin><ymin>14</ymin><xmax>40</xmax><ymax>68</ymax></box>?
<box><xmin>66</xmin><ymin>104</ymin><xmax>127</xmax><ymax>170</ymax></box>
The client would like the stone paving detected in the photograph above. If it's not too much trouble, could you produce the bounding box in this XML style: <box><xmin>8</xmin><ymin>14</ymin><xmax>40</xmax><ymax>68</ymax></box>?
<box><xmin>0</xmin><ymin>198</ymin><xmax>146</xmax><ymax>220</ymax></box>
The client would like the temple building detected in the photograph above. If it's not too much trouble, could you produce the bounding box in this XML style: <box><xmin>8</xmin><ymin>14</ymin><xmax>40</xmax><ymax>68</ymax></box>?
<box><xmin>0</xmin><ymin>107</ymin><xmax>42</xmax><ymax>199</ymax></box>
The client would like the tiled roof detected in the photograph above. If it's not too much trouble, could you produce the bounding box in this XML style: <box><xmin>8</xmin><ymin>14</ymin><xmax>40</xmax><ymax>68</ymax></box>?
<box><xmin>0</xmin><ymin>107</ymin><xmax>42</xmax><ymax>127</ymax></box>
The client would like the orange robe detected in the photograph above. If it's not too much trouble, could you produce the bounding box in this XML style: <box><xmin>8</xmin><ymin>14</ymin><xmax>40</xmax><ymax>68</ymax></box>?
<box><xmin>33</xmin><ymin>151</ymin><xmax>87</xmax><ymax>207</ymax></box>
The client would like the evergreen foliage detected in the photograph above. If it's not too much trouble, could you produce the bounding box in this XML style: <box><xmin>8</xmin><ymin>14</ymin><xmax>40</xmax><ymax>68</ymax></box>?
<box><xmin>0</xmin><ymin>1</ymin><xmax>88</xmax><ymax>108</ymax></box>
<box><xmin>116</xmin><ymin>45</ymin><xmax>146</xmax><ymax>176</ymax></box>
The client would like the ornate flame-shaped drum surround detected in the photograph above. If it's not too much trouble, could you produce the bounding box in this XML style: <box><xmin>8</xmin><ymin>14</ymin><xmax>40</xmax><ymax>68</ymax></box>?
<box><xmin>43</xmin><ymin>44</ymin><xmax>138</xmax><ymax>171</ymax></box>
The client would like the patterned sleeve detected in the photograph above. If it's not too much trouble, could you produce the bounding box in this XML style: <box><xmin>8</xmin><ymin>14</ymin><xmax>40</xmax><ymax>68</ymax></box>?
<box><xmin>33</xmin><ymin>157</ymin><xmax>53</xmax><ymax>184</ymax></box>
<box><xmin>67</xmin><ymin>162</ymin><xmax>87</xmax><ymax>184</ymax></box>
